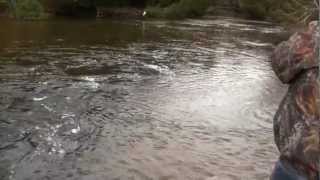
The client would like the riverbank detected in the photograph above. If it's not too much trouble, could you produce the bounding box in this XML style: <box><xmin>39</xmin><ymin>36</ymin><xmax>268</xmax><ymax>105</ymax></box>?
<box><xmin>0</xmin><ymin>1</ymin><xmax>8</xmax><ymax>16</ymax></box>
<box><xmin>96</xmin><ymin>7</ymin><xmax>143</xmax><ymax>19</ymax></box>
<box><xmin>0</xmin><ymin>0</ymin><xmax>237</xmax><ymax>20</ymax></box>
<box><xmin>3</xmin><ymin>0</ymin><xmax>318</xmax><ymax>23</ymax></box>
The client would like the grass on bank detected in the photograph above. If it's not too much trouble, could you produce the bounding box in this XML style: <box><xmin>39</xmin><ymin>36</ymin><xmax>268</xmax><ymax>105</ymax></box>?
<box><xmin>4</xmin><ymin>0</ymin><xmax>318</xmax><ymax>23</ymax></box>
<box><xmin>145</xmin><ymin>0</ymin><xmax>209</xmax><ymax>19</ymax></box>
<box><xmin>7</xmin><ymin>0</ymin><xmax>45</xmax><ymax>20</ymax></box>
<box><xmin>238</xmin><ymin>0</ymin><xmax>319</xmax><ymax>23</ymax></box>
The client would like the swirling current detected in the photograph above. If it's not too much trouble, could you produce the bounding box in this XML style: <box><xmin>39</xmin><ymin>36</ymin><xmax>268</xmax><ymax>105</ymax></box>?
<box><xmin>0</xmin><ymin>16</ymin><xmax>289</xmax><ymax>180</ymax></box>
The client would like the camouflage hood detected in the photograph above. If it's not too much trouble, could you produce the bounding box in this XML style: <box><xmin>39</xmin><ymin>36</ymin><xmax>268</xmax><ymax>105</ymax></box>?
<box><xmin>271</xmin><ymin>21</ymin><xmax>320</xmax><ymax>179</ymax></box>
<box><xmin>271</xmin><ymin>21</ymin><xmax>319</xmax><ymax>84</ymax></box>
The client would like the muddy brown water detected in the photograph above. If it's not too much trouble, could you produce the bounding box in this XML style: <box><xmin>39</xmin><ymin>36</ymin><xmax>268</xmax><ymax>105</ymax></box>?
<box><xmin>0</xmin><ymin>16</ymin><xmax>289</xmax><ymax>180</ymax></box>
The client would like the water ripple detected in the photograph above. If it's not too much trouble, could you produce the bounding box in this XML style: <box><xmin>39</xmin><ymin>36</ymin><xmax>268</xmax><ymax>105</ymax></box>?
<box><xmin>0</xmin><ymin>16</ymin><xmax>288</xmax><ymax>180</ymax></box>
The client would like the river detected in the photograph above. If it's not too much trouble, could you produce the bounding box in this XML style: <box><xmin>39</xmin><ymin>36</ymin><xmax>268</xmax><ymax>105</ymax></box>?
<box><xmin>0</xmin><ymin>16</ymin><xmax>288</xmax><ymax>180</ymax></box>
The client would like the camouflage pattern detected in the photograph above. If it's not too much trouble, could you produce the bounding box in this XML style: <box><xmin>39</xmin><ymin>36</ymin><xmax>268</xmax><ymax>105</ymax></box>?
<box><xmin>271</xmin><ymin>21</ymin><xmax>320</xmax><ymax>179</ymax></box>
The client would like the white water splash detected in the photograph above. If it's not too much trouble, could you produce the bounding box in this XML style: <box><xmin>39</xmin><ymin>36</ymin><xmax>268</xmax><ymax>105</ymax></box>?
<box><xmin>144</xmin><ymin>64</ymin><xmax>173</xmax><ymax>75</ymax></box>
<box><xmin>81</xmin><ymin>76</ymin><xmax>100</xmax><ymax>89</ymax></box>
<box><xmin>71</xmin><ymin>126</ymin><xmax>80</xmax><ymax>134</ymax></box>
<box><xmin>33</xmin><ymin>96</ymin><xmax>48</xmax><ymax>101</ymax></box>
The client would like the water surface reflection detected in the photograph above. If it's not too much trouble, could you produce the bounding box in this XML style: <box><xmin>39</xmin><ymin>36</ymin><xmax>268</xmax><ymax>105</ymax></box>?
<box><xmin>0</xmin><ymin>16</ymin><xmax>287</xmax><ymax>180</ymax></box>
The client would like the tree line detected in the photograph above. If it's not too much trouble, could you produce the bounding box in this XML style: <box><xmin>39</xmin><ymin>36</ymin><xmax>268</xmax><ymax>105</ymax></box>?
<box><xmin>3</xmin><ymin>0</ymin><xmax>319</xmax><ymax>22</ymax></box>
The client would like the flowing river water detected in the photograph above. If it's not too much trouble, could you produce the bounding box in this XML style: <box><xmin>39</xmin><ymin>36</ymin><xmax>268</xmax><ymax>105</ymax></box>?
<box><xmin>0</xmin><ymin>16</ymin><xmax>289</xmax><ymax>180</ymax></box>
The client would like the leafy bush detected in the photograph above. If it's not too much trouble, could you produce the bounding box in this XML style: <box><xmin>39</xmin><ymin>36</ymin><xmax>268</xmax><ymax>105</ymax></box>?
<box><xmin>164</xmin><ymin>3</ymin><xmax>186</xmax><ymax>19</ymax></box>
<box><xmin>147</xmin><ymin>0</ymin><xmax>179</xmax><ymax>8</ymax></box>
<box><xmin>95</xmin><ymin>0</ymin><xmax>131</xmax><ymax>7</ymax></box>
<box><xmin>0</xmin><ymin>0</ymin><xmax>8</xmax><ymax>13</ymax></box>
<box><xmin>146</xmin><ymin>0</ymin><xmax>209</xmax><ymax>19</ymax></box>
<box><xmin>239</xmin><ymin>0</ymin><xmax>269</xmax><ymax>20</ymax></box>
<box><xmin>145</xmin><ymin>6</ymin><xmax>163</xmax><ymax>18</ymax></box>
<box><xmin>269</xmin><ymin>0</ymin><xmax>318</xmax><ymax>23</ymax></box>
<box><xmin>14</xmin><ymin>0</ymin><xmax>44</xmax><ymax>20</ymax></box>
<box><xmin>239</xmin><ymin>0</ymin><xmax>318</xmax><ymax>23</ymax></box>
<box><xmin>180</xmin><ymin>0</ymin><xmax>209</xmax><ymax>17</ymax></box>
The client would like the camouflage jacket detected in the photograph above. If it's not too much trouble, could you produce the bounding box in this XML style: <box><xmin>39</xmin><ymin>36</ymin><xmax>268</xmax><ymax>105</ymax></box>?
<box><xmin>271</xmin><ymin>21</ymin><xmax>319</xmax><ymax>179</ymax></box>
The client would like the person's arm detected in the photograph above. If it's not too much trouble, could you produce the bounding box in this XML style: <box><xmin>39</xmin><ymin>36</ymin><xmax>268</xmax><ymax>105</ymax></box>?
<box><xmin>295</xmin><ymin>78</ymin><xmax>320</xmax><ymax>165</ymax></box>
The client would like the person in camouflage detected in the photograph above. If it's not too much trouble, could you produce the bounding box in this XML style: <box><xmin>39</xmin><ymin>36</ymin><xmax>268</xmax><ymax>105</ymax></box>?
<box><xmin>270</xmin><ymin>21</ymin><xmax>319</xmax><ymax>180</ymax></box>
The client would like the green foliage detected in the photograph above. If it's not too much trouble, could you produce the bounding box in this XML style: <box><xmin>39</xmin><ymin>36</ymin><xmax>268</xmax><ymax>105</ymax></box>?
<box><xmin>0</xmin><ymin>0</ymin><xmax>8</xmax><ymax>12</ymax></box>
<box><xmin>239</xmin><ymin>0</ymin><xmax>318</xmax><ymax>23</ymax></box>
<box><xmin>145</xmin><ymin>6</ymin><xmax>163</xmax><ymax>18</ymax></box>
<box><xmin>147</xmin><ymin>0</ymin><xmax>179</xmax><ymax>7</ymax></box>
<box><xmin>164</xmin><ymin>3</ymin><xmax>184</xmax><ymax>19</ymax></box>
<box><xmin>239</xmin><ymin>0</ymin><xmax>270</xmax><ymax>20</ymax></box>
<box><xmin>146</xmin><ymin>0</ymin><xmax>209</xmax><ymax>19</ymax></box>
<box><xmin>14</xmin><ymin>0</ymin><xmax>44</xmax><ymax>19</ymax></box>
<box><xmin>95</xmin><ymin>0</ymin><xmax>130</xmax><ymax>7</ymax></box>
<box><xmin>5</xmin><ymin>0</ymin><xmax>317</xmax><ymax>22</ymax></box>
<box><xmin>268</xmin><ymin>0</ymin><xmax>318</xmax><ymax>23</ymax></box>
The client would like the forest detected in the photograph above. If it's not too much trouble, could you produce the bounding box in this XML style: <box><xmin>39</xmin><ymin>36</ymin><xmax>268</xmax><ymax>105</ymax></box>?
<box><xmin>0</xmin><ymin>0</ymin><xmax>318</xmax><ymax>23</ymax></box>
